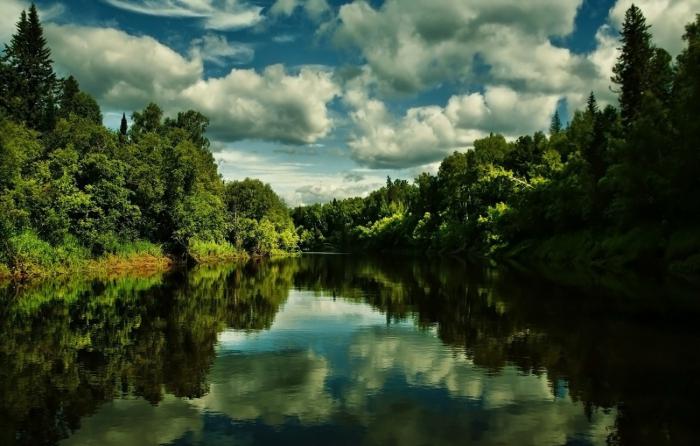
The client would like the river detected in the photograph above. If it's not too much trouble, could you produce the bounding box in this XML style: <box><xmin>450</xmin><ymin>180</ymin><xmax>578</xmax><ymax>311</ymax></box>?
<box><xmin>1</xmin><ymin>254</ymin><xmax>698</xmax><ymax>445</ymax></box>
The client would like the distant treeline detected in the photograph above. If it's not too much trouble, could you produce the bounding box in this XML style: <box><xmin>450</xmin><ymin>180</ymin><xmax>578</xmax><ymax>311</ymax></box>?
<box><xmin>0</xmin><ymin>4</ymin><xmax>298</xmax><ymax>278</ymax></box>
<box><xmin>293</xmin><ymin>6</ymin><xmax>700</xmax><ymax>274</ymax></box>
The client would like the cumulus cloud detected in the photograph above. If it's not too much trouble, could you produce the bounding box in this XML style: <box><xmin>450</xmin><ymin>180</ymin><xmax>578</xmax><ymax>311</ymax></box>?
<box><xmin>345</xmin><ymin>83</ymin><xmax>559</xmax><ymax>168</ymax></box>
<box><xmin>45</xmin><ymin>24</ymin><xmax>339</xmax><ymax>144</ymax></box>
<box><xmin>102</xmin><ymin>0</ymin><xmax>264</xmax><ymax>30</ymax></box>
<box><xmin>181</xmin><ymin>64</ymin><xmax>338</xmax><ymax>143</ymax></box>
<box><xmin>0</xmin><ymin>0</ymin><xmax>25</xmax><ymax>43</ymax></box>
<box><xmin>334</xmin><ymin>0</ymin><xmax>591</xmax><ymax>95</ymax></box>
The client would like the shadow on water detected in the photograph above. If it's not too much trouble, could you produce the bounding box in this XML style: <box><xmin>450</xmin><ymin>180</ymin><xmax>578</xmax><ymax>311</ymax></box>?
<box><xmin>0</xmin><ymin>255</ymin><xmax>698</xmax><ymax>445</ymax></box>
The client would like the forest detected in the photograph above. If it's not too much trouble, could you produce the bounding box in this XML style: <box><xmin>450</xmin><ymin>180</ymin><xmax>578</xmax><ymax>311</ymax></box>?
<box><xmin>2</xmin><ymin>5</ymin><xmax>700</xmax><ymax>279</ymax></box>
<box><xmin>293</xmin><ymin>6</ymin><xmax>700</xmax><ymax>275</ymax></box>
<box><xmin>0</xmin><ymin>5</ymin><xmax>299</xmax><ymax>278</ymax></box>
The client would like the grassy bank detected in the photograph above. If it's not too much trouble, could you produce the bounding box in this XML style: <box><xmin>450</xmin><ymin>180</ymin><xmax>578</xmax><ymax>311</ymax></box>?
<box><xmin>0</xmin><ymin>234</ymin><xmax>251</xmax><ymax>283</ymax></box>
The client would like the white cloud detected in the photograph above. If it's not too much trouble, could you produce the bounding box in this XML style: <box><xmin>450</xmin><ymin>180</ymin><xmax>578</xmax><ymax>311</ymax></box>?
<box><xmin>180</xmin><ymin>64</ymin><xmax>338</xmax><ymax>143</ymax></box>
<box><xmin>345</xmin><ymin>83</ymin><xmax>559</xmax><ymax>168</ymax></box>
<box><xmin>45</xmin><ymin>25</ymin><xmax>339</xmax><ymax>145</ymax></box>
<box><xmin>0</xmin><ymin>0</ymin><xmax>25</xmax><ymax>44</ymax></box>
<box><xmin>102</xmin><ymin>0</ymin><xmax>264</xmax><ymax>30</ymax></box>
<box><xmin>334</xmin><ymin>0</ymin><xmax>588</xmax><ymax>95</ymax></box>
<box><xmin>189</xmin><ymin>33</ymin><xmax>254</xmax><ymax>65</ymax></box>
<box><xmin>609</xmin><ymin>0</ymin><xmax>700</xmax><ymax>55</ymax></box>
<box><xmin>269</xmin><ymin>0</ymin><xmax>330</xmax><ymax>21</ymax></box>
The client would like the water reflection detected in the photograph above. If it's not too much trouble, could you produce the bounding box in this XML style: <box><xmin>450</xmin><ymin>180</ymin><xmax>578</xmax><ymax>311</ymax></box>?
<box><xmin>0</xmin><ymin>255</ymin><xmax>698</xmax><ymax>445</ymax></box>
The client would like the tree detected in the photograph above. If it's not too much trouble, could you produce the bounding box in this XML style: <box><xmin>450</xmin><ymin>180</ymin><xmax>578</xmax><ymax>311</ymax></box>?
<box><xmin>164</xmin><ymin>110</ymin><xmax>210</xmax><ymax>150</ymax></box>
<box><xmin>648</xmin><ymin>47</ymin><xmax>674</xmax><ymax>106</ymax></box>
<box><xmin>612</xmin><ymin>4</ymin><xmax>654</xmax><ymax>128</ymax></box>
<box><xmin>131</xmin><ymin>103</ymin><xmax>163</xmax><ymax>138</ymax></box>
<box><xmin>120</xmin><ymin>113</ymin><xmax>128</xmax><ymax>136</ymax></box>
<box><xmin>0</xmin><ymin>4</ymin><xmax>57</xmax><ymax>130</ymax></box>
<box><xmin>58</xmin><ymin>75</ymin><xmax>102</xmax><ymax>124</ymax></box>
<box><xmin>586</xmin><ymin>92</ymin><xmax>598</xmax><ymax>116</ymax></box>
<box><xmin>550</xmin><ymin>110</ymin><xmax>562</xmax><ymax>135</ymax></box>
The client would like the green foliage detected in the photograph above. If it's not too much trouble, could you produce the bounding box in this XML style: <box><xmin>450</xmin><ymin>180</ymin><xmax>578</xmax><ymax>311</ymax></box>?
<box><xmin>224</xmin><ymin>179</ymin><xmax>299</xmax><ymax>256</ymax></box>
<box><xmin>187</xmin><ymin>238</ymin><xmax>241</xmax><ymax>263</ymax></box>
<box><xmin>0</xmin><ymin>5</ymin><xmax>57</xmax><ymax>131</ymax></box>
<box><xmin>58</xmin><ymin>75</ymin><xmax>102</xmax><ymax>124</ymax></box>
<box><xmin>0</xmin><ymin>6</ymin><xmax>298</xmax><ymax>277</ymax></box>
<box><xmin>292</xmin><ymin>8</ymin><xmax>700</xmax><ymax>273</ymax></box>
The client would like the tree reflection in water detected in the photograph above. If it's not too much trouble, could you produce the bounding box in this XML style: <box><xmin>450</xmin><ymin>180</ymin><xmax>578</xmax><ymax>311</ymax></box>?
<box><xmin>0</xmin><ymin>255</ymin><xmax>698</xmax><ymax>445</ymax></box>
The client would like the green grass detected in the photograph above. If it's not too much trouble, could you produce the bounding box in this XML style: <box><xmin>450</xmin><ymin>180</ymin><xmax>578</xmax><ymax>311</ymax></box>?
<box><xmin>187</xmin><ymin>238</ymin><xmax>246</xmax><ymax>263</ymax></box>
<box><xmin>108</xmin><ymin>240</ymin><xmax>164</xmax><ymax>258</ymax></box>
<box><xmin>1</xmin><ymin>232</ymin><xmax>172</xmax><ymax>280</ymax></box>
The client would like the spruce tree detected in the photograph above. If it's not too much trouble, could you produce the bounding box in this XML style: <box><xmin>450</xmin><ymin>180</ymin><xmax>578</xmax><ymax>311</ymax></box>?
<box><xmin>612</xmin><ymin>4</ymin><xmax>654</xmax><ymax>128</ymax></box>
<box><xmin>120</xmin><ymin>113</ymin><xmax>128</xmax><ymax>136</ymax></box>
<box><xmin>1</xmin><ymin>4</ymin><xmax>57</xmax><ymax>130</ymax></box>
<box><xmin>549</xmin><ymin>110</ymin><xmax>562</xmax><ymax>135</ymax></box>
<box><xmin>586</xmin><ymin>92</ymin><xmax>598</xmax><ymax>116</ymax></box>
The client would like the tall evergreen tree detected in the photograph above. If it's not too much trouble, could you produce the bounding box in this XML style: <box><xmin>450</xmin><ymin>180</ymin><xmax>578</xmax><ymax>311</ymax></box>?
<box><xmin>120</xmin><ymin>113</ymin><xmax>128</xmax><ymax>136</ymax></box>
<box><xmin>5</xmin><ymin>5</ymin><xmax>57</xmax><ymax>127</ymax></box>
<box><xmin>586</xmin><ymin>92</ymin><xmax>598</xmax><ymax>116</ymax></box>
<box><xmin>549</xmin><ymin>110</ymin><xmax>562</xmax><ymax>135</ymax></box>
<box><xmin>612</xmin><ymin>4</ymin><xmax>654</xmax><ymax>128</ymax></box>
<box><xmin>1</xmin><ymin>4</ymin><xmax>57</xmax><ymax>130</ymax></box>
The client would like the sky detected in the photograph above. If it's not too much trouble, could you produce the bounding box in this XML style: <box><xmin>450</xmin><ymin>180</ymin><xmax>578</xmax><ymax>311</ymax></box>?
<box><xmin>1</xmin><ymin>0</ymin><xmax>698</xmax><ymax>205</ymax></box>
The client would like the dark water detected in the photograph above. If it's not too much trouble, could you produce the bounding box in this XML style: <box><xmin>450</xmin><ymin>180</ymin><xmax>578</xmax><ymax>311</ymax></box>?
<box><xmin>1</xmin><ymin>255</ymin><xmax>699</xmax><ymax>446</ymax></box>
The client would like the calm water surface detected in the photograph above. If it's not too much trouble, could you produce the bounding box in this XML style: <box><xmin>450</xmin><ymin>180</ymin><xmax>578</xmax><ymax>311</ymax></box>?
<box><xmin>1</xmin><ymin>255</ymin><xmax>699</xmax><ymax>445</ymax></box>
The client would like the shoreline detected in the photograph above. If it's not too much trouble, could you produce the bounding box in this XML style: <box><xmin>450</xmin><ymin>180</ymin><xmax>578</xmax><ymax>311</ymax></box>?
<box><xmin>0</xmin><ymin>251</ymin><xmax>246</xmax><ymax>285</ymax></box>
<box><xmin>0</xmin><ymin>249</ymin><xmax>303</xmax><ymax>285</ymax></box>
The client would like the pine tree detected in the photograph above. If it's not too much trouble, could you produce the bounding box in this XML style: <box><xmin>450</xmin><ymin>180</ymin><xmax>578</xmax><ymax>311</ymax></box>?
<box><xmin>1</xmin><ymin>4</ymin><xmax>57</xmax><ymax>130</ymax></box>
<box><xmin>120</xmin><ymin>113</ymin><xmax>128</xmax><ymax>136</ymax></box>
<box><xmin>549</xmin><ymin>110</ymin><xmax>562</xmax><ymax>135</ymax></box>
<box><xmin>586</xmin><ymin>92</ymin><xmax>598</xmax><ymax>116</ymax></box>
<box><xmin>612</xmin><ymin>4</ymin><xmax>654</xmax><ymax>128</ymax></box>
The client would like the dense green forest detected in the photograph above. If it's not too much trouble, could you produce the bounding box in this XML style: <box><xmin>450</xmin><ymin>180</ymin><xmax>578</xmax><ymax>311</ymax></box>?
<box><xmin>293</xmin><ymin>6</ymin><xmax>700</xmax><ymax>274</ymax></box>
<box><xmin>2</xmin><ymin>5</ymin><xmax>699</xmax><ymax>279</ymax></box>
<box><xmin>0</xmin><ymin>5</ymin><xmax>298</xmax><ymax>278</ymax></box>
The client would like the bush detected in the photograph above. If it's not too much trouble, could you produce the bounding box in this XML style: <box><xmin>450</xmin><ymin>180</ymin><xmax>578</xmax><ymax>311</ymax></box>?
<box><xmin>187</xmin><ymin>238</ymin><xmax>242</xmax><ymax>263</ymax></box>
<box><xmin>5</xmin><ymin>231</ymin><xmax>65</xmax><ymax>276</ymax></box>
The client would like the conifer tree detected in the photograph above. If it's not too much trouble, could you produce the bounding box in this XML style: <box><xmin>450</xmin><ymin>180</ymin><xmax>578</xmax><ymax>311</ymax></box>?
<box><xmin>120</xmin><ymin>113</ymin><xmax>128</xmax><ymax>136</ymax></box>
<box><xmin>549</xmin><ymin>110</ymin><xmax>562</xmax><ymax>135</ymax></box>
<box><xmin>1</xmin><ymin>4</ymin><xmax>57</xmax><ymax>130</ymax></box>
<box><xmin>586</xmin><ymin>92</ymin><xmax>598</xmax><ymax>116</ymax></box>
<box><xmin>612</xmin><ymin>4</ymin><xmax>653</xmax><ymax>128</ymax></box>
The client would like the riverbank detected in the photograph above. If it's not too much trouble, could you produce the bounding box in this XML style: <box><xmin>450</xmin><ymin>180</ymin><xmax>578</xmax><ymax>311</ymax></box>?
<box><xmin>0</xmin><ymin>239</ymin><xmax>304</xmax><ymax>284</ymax></box>
<box><xmin>0</xmin><ymin>238</ymin><xmax>250</xmax><ymax>283</ymax></box>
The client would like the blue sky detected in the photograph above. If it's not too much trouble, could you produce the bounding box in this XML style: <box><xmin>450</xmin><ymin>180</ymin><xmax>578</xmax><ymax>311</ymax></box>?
<box><xmin>1</xmin><ymin>0</ymin><xmax>697</xmax><ymax>204</ymax></box>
